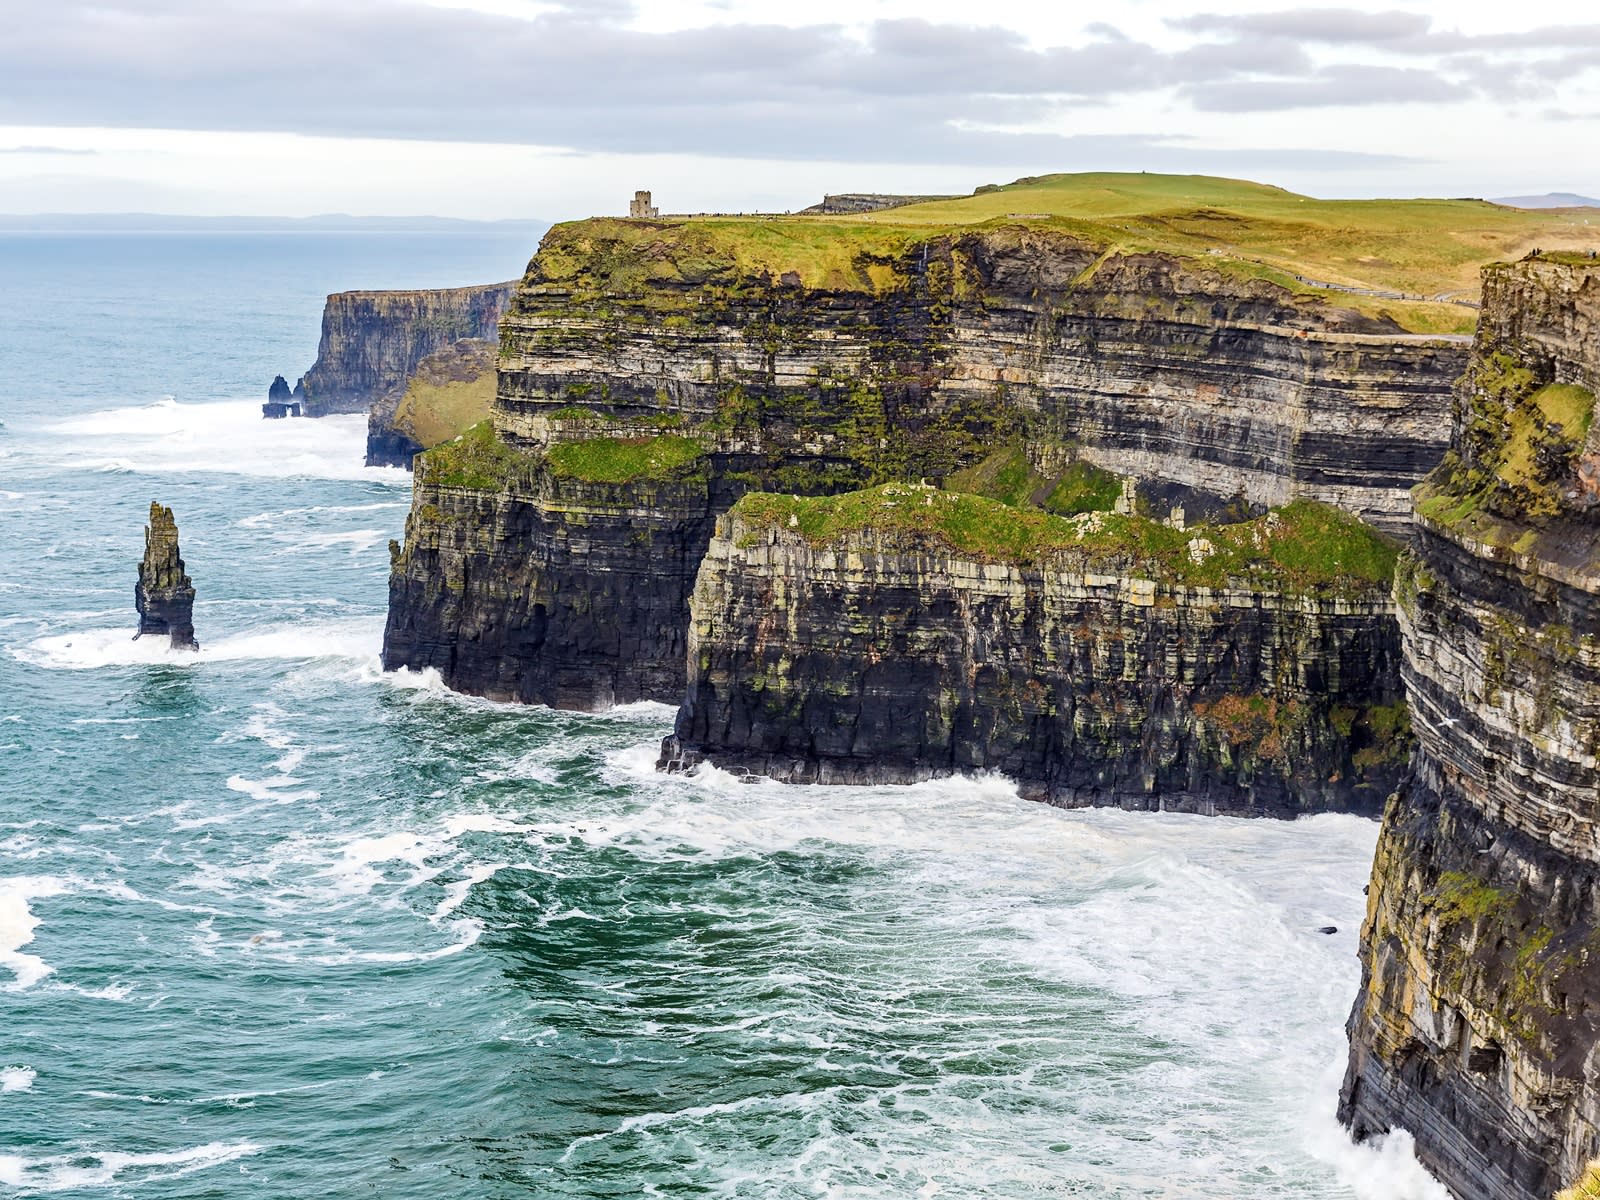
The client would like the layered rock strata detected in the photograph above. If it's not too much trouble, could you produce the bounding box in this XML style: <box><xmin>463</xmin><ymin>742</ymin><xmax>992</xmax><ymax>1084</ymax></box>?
<box><xmin>658</xmin><ymin>486</ymin><xmax>1409</xmax><ymax>816</ymax></box>
<box><xmin>289</xmin><ymin>281</ymin><xmax>514</xmax><ymax>418</ymax></box>
<box><xmin>134</xmin><ymin>502</ymin><xmax>198</xmax><ymax>651</ymax></box>
<box><xmin>1340</xmin><ymin>255</ymin><xmax>1600</xmax><ymax>1200</ymax></box>
<box><xmin>385</xmin><ymin>218</ymin><xmax>1463</xmax><ymax>708</ymax></box>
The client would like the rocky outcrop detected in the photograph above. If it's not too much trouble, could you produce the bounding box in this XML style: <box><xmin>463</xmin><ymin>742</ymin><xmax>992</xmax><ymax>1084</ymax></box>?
<box><xmin>383</xmin><ymin>427</ymin><xmax>730</xmax><ymax>707</ymax></box>
<box><xmin>1340</xmin><ymin>255</ymin><xmax>1600</xmax><ymax>1200</ymax></box>
<box><xmin>263</xmin><ymin>374</ymin><xmax>300</xmax><ymax>418</ymax></box>
<box><xmin>134</xmin><ymin>502</ymin><xmax>197</xmax><ymax>651</ymax></box>
<box><xmin>290</xmin><ymin>282</ymin><xmax>514</xmax><ymax>418</ymax></box>
<box><xmin>657</xmin><ymin>486</ymin><xmax>1409</xmax><ymax>816</ymax></box>
<box><xmin>365</xmin><ymin>338</ymin><xmax>497</xmax><ymax>469</ymax></box>
<box><xmin>384</xmin><ymin>217</ymin><xmax>1463</xmax><ymax>709</ymax></box>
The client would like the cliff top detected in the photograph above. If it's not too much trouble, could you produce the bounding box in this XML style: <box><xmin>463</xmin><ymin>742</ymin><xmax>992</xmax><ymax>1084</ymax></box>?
<box><xmin>536</xmin><ymin>172</ymin><xmax>1595</xmax><ymax>335</ymax></box>
<box><xmin>1416</xmin><ymin>258</ymin><xmax>1600</xmax><ymax>561</ymax></box>
<box><xmin>732</xmin><ymin>483</ymin><xmax>1398</xmax><ymax>598</ymax></box>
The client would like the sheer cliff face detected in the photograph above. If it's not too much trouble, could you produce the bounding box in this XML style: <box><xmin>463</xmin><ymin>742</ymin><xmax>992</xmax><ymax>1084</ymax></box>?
<box><xmin>384</xmin><ymin>219</ymin><xmax>1460</xmax><ymax>709</ymax></box>
<box><xmin>494</xmin><ymin>226</ymin><xmax>1465</xmax><ymax>529</ymax></box>
<box><xmin>1341</xmin><ymin>257</ymin><xmax>1600</xmax><ymax>1200</ymax></box>
<box><xmin>296</xmin><ymin>282</ymin><xmax>514</xmax><ymax>417</ymax></box>
<box><xmin>659</xmin><ymin>498</ymin><xmax>1408</xmax><ymax>816</ymax></box>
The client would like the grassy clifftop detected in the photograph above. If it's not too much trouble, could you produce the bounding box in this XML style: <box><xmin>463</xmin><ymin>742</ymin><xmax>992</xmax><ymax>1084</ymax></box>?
<box><xmin>526</xmin><ymin>172</ymin><xmax>1595</xmax><ymax>334</ymax></box>
<box><xmin>734</xmin><ymin>483</ymin><xmax>1398</xmax><ymax>597</ymax></box>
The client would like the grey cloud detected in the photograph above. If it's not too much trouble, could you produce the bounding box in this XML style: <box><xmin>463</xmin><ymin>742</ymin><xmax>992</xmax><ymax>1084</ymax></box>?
<box><xmin>1171</xmin><ymin>9</ymin><xmax>1431</xmax><ymax>44</ymax></box>
<box><xmin>1185</xmin><ymin>65</ymin><xmax>1470</xmax><ymax>112</ymax></box>
<box><xmin>0</xmin><ymin>0</ymin><xmax>1474</xmax><ymax>165</ymax></box>
<box><xmin>1173</xmin><ymin>8</ymin><xmax>1600</xmax><ymax>56</ymax></box>
<box><xmin>0</xmin><ymin>145</ymin><xmax>96</xmax><ymax>155</ymax></box>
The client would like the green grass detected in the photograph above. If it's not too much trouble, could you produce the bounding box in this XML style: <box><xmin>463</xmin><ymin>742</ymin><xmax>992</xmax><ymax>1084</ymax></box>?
<box><xmin>944</xmin><ymin>445</ymin><xmax>1045</xmax><ymax>507</ymax></box>
<box><xmin>1418</xmin><ymin>363</ymin><xmax>1596</xmax><ymax>530</ymax></box>
<box><xmin>1559</xmin><ymin>1162</ymin><xmax>1600</xmax><ymax>1200</ymax></box>
<box><xmin>418</xmin><ymin>420</ymin><xmax>539</xmax><ymax>490</ymax></box>
<box><xmin>1043</xmin><ymin>460</ymin><xmax>1125</xmax><ymax>515</ymax></box>
<box><xmin>943</xmin><ymin>445</ymin><xmax>1124</xmax><ymax>514</ymax></box>
<box><xmin>732</xmin><ymin>483</ymin><xmax>1398</xmax><ymax>595</ymax></box>
<box><xmin>537</xmin><ymin>172</ymin><xmax>1597</xmax><ymax>334</ymax></box>
<box><xmin>1432</xmin><ymin>870</ymin><xmax>1516</xmax><ymax>924</ymax></box>
<box><xmin>395</xmin><ymin>372</ymin><xmax>496</xmax><ymax>449</ymax></box>
<box><xmin>864</xmin><ymin>172</ymin><xmax>1595</xmax><ymax>308</ymax></box>
<box><xmin>546</xmin><ymin>434</ymin><xmax>706</xmax><ymax>483</ymax></box>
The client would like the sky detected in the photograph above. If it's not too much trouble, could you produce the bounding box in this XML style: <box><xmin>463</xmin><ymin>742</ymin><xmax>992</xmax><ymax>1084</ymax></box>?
<box><xmin>2</xmin><ymin>0</ymin><xmax>1598</xmax><ymax>221</ymax></box>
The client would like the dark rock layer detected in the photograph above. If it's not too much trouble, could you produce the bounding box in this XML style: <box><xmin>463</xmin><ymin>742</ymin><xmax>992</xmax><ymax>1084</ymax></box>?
<box><xmin>1340</xmin><ymin>256</ymin><xmax>1600</xmax><ymax>1200</ymax></box>
<box><xmin>658</xmin><ymin>504</ymin><xmax>1408</xmax><ymax>816</ymax></box>
<box><xmin>384</xmin><ymin>461</ymin><xmax>733</xmax><ymax>707</ymax></box>
<box><xmin>134</xmin><ymin>502</ymin><xmax>197</xmax><ymax>651</ymax></box>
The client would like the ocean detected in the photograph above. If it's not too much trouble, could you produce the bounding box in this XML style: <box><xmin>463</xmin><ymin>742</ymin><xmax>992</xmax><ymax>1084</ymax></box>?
<box><xmin>0</xmin><ymin>230</ymin><xmax>1445</xmax><ymax>1197</ymax></box>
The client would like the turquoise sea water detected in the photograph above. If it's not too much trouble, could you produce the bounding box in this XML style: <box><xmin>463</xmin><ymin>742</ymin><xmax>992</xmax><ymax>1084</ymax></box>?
<box><xmin>0</xmin><ymin>231</ymin><xmax>1445</xmax><ymax>1197</ymax></box>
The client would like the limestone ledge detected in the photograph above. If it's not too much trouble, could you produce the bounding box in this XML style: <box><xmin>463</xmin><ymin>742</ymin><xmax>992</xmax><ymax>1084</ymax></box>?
<box><xmin>661</xmin><ymin>511</ymin><xmax>1407</xmax><ymax>817</ymax></box>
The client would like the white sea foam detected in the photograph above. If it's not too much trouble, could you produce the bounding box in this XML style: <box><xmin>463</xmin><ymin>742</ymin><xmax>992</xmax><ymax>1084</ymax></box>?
<box><xmin>0</xmin><ymin>1140</ymin><xmax>260</xmax><ymax>1191</ymax></box>
<box><xmin>578</xmin><ymin>740</ymin><xmax>1448</xmax><ymax>1194</ymax></box>
<box><xmin>0</xmin><ymin>876</ymin><xmax>69</xmax><ymax>990</ymax></box>
<box><xmin>237</xmin><ymin>501</ymin><xmax>407</xmax><ymax>529</ymax></box>
<box><xmin>40</xmin><ymin>397</ymin><xmax>405</xmax><ymax>483</ymax></box>
<box><xmin>12</xmin><ymin>616</ymin><xmax>382</xmax><ymax>671</ymax></box>
<box><xmin>1</xmin><ymin>1066</ymin><xmax>35</xmax><ymax>1093</ymax></box>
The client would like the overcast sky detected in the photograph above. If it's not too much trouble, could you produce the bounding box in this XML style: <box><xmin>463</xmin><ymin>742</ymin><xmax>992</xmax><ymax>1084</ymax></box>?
<box><xmin>2</xmin><ymin>0</ymin><xmax>1597</xmax><ymax>219</ymax></box>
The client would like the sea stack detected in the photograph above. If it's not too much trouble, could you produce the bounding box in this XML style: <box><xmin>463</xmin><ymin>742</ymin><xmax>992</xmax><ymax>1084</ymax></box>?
<box><xmin>263</xmin><ymin>374</ymin><xmax>300</xmax><ymax>418</ymax></box>
<box><xmin>135</xmin><ymin>502</ymin><xmax>198</xmax><ymax>650</ymax></box>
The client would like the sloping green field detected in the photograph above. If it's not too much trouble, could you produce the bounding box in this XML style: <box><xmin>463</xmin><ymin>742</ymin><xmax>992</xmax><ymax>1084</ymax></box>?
<box><xmin>861</xmin><ymin>172</ymin><xmax>1594</xmax><ymax>302</ymax></box>
<box><xmin>536</xmin><ymin>172</ymin><xmax>1595</xmax><ymax>334</ymax></box>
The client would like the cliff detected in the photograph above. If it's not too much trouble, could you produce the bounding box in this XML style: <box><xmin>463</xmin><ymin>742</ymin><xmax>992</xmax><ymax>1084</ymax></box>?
<box><xmin>382</xmin><ymin>209</ymin><xmax>1466</xmax><ymax>709</ymax></box>
<box><xmin>365</xmin><ymin>338</ymin><xmax>497</xmax><ymax>469</ymax></box>
<box><xmin>1340</xmin><ymin>255</ymin><xmax>1600</xmax><ymax>1200</ymax></box>
<box><xmin>291</xmin><ymin>281</ymin><xmax>514</xmax><ymax>418</ymax></box>
<box><xmin>658</xmin><ymin>486</ymin><xmax>1409</xmax><ymax>816</ymax></box>
<box><xmin>134</xmin><ymin>501</ymin><xmax>197</xmax><ymax>651</ymax></box>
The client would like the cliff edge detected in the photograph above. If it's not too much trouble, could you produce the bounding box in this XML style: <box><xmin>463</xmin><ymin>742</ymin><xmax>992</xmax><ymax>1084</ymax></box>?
<box><xmin>659</xmin><ymin>486</ymin><xmax>1409</xmax><ymax>816</ymax></box>
<box><xmin>1340</xmin><ymin>254</ymin><xmax>1600</xmax><ymax>1200</ymax></box>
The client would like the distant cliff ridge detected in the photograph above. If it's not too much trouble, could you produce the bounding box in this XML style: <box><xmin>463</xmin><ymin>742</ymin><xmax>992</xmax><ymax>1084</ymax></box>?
<box><xmin>798</xmin><ymin>193</ymin><xmax>960</xmax><ymax>214</ymax></box>
<box><xmin>291</xmin><ymin>282</ymin><xmax>515</xmax><ymax>418</ymax></box>
<box><xmin>1341</xmin><ymin>255</ymin><xmax>1600</xmax><ymax>1200</ymax></box>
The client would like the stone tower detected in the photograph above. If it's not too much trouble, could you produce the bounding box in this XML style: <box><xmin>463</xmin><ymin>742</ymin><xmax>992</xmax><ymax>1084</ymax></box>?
<box><xmin>629</xmin><ymin>190</ymin><xmax>659</xmax><ymax>219</ymax></box>
<box><xmin>135</xmin><ymin>502</ymin><xmax>199</xmax><ymax>651</ymax></box>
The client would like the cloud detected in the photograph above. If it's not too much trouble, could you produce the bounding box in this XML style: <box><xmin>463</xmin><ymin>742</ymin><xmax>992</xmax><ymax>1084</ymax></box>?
<box><xmin>1185</xmin><ymin>65</ymin><xmax>1471</xmax><ymax>112</ymax></box>
<box><xmin>0</xmin><ymin>145</ymin><xmax>97</xmax><ymax>155</ymax></box>
<box><xmin>1171</xmin><ymin>8</ymin><xmax>1431</xmax><ymax>44</ymax></box>
<box><xmin>0</xmin><ymin>0</ymin><xmax>1563</xmax><ymax>163</ymax></box>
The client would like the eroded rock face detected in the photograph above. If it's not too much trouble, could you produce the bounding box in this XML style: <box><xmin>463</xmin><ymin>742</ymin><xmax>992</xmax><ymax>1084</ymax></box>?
<box><xmin>135</xmin><ymin>502</ymin><xmax>197</xmax><ymax>651</ymax></box>
<box><xmin>291</xmin><ymin>282</ymin><xmax>514</xmax><ymax>418</ymax></box>
<box><xmin>1340</xmin><ymin>256</ymin><xmax>1600</xmax><ymax>1200</ymax></box>
<box><xmin>493</xmin><ymin>227</ymin><xmax>1466</xmax><ymax>531</ymax></box>
<box><xmin>384</xmin><ymin>462</ymin><xmax>730</xmax><ymax>708</ymax></box>
<box><xmin>657</xmin><ymin>504</ymin><xmax>1407</xmax><ymax>816</ymax></box>
<box><xmin>365</xmin><ymin>338</ymin><xmax>497</xmax><ymax>469</ymax></box>
<box><xmin>383</xmin><ymin>220</ymin><xmax>1463</xmax><ymax>709</ymax></box>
